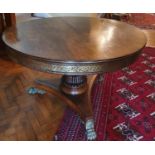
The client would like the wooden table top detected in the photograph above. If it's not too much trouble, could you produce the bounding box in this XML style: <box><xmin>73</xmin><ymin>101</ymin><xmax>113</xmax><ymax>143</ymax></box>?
<box><xmin>2</xmin><ymin>17</ymin><xmax>147</xmax><ymax>74</ymax></box>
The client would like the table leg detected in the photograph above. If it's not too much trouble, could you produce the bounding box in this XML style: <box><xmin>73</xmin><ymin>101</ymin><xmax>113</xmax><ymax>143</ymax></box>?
<box><xmin>28</xmin><ymin>75</ymin><xmax>97</xmax><ymax>140</ymax></box>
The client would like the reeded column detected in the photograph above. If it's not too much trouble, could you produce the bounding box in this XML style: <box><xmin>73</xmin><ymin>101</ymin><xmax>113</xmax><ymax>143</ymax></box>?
<box><xmin>60</xmin><ymin>75</ymin><xmax>88</xmax><ymax>95</ymax></box>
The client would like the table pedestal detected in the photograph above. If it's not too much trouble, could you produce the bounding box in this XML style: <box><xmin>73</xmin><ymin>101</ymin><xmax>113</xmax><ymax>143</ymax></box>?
<box><xmin>28</xmin><ymin>75</ymin><xmax>98</xmax><ymax>140</ymax></box>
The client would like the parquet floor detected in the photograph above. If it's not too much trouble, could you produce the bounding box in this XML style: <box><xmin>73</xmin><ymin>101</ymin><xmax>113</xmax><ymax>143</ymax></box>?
<box><xmin>0</xmin><ymin>52</ymin><xmax>66</xmax><ymax>140</ymax></box>
<box><xmin>1</xmin><ymin>14</ymin><xmax>155</xmax><ymax>141</ymax></box>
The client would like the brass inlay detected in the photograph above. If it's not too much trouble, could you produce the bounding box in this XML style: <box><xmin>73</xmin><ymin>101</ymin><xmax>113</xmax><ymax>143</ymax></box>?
<box><xmin>41</xmin><ymin>64</ymin><xmax>103</xmax><ymax>73</ymax></box>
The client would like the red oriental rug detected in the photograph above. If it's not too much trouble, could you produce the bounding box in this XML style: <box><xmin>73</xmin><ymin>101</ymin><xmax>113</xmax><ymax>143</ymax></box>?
<box><xmin>122</xmin><ymin>13</ymin><xmax>155</xmax><ymax>29</ymax></box>
<box><xmin>54</xmin><ymin>47</ymin><xmax>155</xmax><ymax>141</ymax></box>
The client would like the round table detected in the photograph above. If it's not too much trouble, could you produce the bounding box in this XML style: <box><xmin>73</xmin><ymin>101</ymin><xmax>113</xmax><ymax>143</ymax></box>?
<box><xmin>2</xmin><ymin>17</ymin><xmax>146</xmax><ymax>140</ymax></box>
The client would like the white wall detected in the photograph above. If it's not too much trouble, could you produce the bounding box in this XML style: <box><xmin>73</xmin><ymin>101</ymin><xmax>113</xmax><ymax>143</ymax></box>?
<box><xmin>33</xmin><ymin>13</ymin><xmax>96</xmax><ymax>18</ymax></box>
<box><xmin>49</xmin><ymin>13</ymin><xmax>95</xmax><ymax>17</ymax></box>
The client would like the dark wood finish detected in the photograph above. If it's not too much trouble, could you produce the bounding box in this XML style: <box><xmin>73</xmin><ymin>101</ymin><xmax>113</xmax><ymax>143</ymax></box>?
<box><xmin>35</xmin><ymin>75</ymin><xmax>97</xmax><ymax>140</ymax></box>
<box><xmin>0</xmin><ymin>14</ymin><xmax>4</xmax><ymax>50</ymax></box>
<box><xmin>0</xmin><ymin>13</ymin><xmax>16</xmax><ymax>56</ymax></box>
<box><xmin>98</xmin><ymin>13</ymin><xmax>112</xmax><ymax>19</ymax></box>
<box><xmin>99</xmin><ymin>13</ymin><xmax>130</xmax><ymax>21</ymax></box>
<box><xmin>3</xmin><ymin>17</ymin><xmax>146</xmax><ymax>60</ymax></box>
<box><xmin>4</xmin><ymin>13</ymin><xmax>16</xmax><ymax>27</ymax></box>
<box><xmin>2</xmin><ymin>17</ymin><xmax>146</xmax><ymax>74</ymax></box>
<box><xmin>0</xmin><ymin>14</ymin><xmax>4</xmax><ymax>32</ymax></box>
<box><xmin>2</xmin><ymin>17</ymin><xmax>147</xmax><ymax>140</ymax></box>
<box><xmin>60</xmin><ymin>75</ymin><xmax>87</xmax><ymax>95</ymax></box>
<box><xmin>0</xmin><ymin>13</ymin><xmax>16</xmax><ymax>35</ymax></box>
<box><xmin>35</xmin><ymin>75</ymin><xmax>96</xmax><ymax>121</ymax></box>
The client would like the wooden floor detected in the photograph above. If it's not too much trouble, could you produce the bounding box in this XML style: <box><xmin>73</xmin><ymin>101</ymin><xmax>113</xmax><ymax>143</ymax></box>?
<box><xmin>0</xmin><ymin>53</ymin><xmax>66</xmax><ymax>140</ymax></box>
<box><xmin>1</xmin><ymin>15</ymin><xmax>155</xmax><ymax>140</ymax></box>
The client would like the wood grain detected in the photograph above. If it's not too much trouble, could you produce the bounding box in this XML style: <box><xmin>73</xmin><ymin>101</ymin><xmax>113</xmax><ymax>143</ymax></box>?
<box><xmin>0</xmin><ymin>54</ymin><xmax>65</xmax><ymax>140</ymax></box>
<box><xmin>3</xmin><ymin>17</ymin><xmax>146</xmax><ymax>61</ymax></box>
<box><xmin>2</xmin><ymin>17</ymin><xmax>146</xmax><ymax>75</ymax></box>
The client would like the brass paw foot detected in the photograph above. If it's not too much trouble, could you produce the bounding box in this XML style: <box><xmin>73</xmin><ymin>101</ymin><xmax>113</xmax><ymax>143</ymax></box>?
<box><xmin>27</xmin><ymin>87</ymin><xmax>46</xmax><ymax>95</ymax></box>
<box><xmin>85</xmin><ymin>119</ymin><xmax>97</xmax><ymax>140</ymax></box>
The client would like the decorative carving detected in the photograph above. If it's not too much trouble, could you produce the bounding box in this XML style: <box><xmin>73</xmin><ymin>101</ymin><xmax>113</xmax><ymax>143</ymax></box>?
<box><xmin>60</xmin><ymin>75</ymin><xmax>88</xmax><ymax>95</ymax></box>
<box><xmin>62</xmin><ymin>75</ymin><xmax>87</xmax><ymax>87</ymax></box>
<box><xmin>7</xmin><ymin>47</ymin><xmax>141</xmax><ymax>75</ymax></box>
<box><xmin>41</xmin><ymin>64</ymin><xmax>104</xmax><ymax>74</ymax></box>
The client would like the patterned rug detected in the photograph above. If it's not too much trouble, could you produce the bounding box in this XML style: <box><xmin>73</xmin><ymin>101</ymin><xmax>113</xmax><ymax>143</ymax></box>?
<box><xmin>122</xmin><ymin>13</ymin><xmax>155</xmax><ymax>29</ymax></box>
<box><xmin>54</xmin><ymin>47</ymin><xmax>155</xmax><ymax>141</ymax></box>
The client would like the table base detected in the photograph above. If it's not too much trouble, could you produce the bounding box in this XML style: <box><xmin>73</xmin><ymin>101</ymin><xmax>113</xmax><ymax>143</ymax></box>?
<box><xmin>27</xmin><ymin>75</ymin><xmax>99</xmax><ymax>140</ymax></box>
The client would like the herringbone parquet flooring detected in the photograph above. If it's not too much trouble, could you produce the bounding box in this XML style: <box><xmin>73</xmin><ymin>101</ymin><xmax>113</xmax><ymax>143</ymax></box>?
<box><xmin>0</xmin><ymin>53</ymin><xmax>65</xmax><ymax>140</ymax></box>
<box><xmin>1</xmin><ymin>13</ymin><xmax>155</xmax><ymax>141</ymax></box>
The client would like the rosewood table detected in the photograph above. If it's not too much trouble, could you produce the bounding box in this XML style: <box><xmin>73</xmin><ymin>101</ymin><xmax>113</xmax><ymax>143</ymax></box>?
<box><xmin>2</xmin><ymin>17</ymin><xmax>146</xmax><ymax>140</ymax></box>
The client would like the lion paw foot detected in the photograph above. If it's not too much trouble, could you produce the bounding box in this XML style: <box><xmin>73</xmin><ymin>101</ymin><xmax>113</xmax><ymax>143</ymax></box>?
<box><xmin>86</xmin><ymin>119</ymin><xmax>97</xmax><ymax>140</ymax></box>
